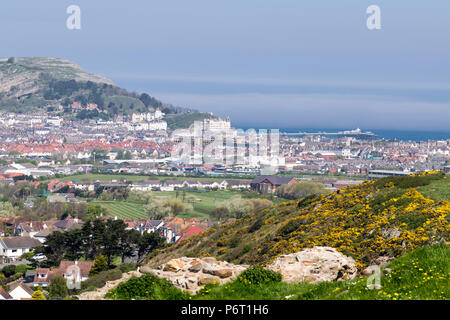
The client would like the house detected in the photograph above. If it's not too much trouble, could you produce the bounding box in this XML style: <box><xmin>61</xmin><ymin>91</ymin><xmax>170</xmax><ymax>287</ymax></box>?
<box><xmin>177</xmin><ymin>225</ymin><xmax>206</xmax><ymax>243</ymax></box>
<box><xmin>0</xmin><ymin>236</ymin><xmax>42</xmax><ymax>263</ymax></box>
<box><xmin>33</xmin><ymin>228</ymin><xmax>54</xmax><ymax>244</ymax></box>
<box><xmin>57</xmin><ymin>261</ymin><xmax>93</xmax><ymax>283</ymax></box>
<box><xmin>250</xmin><ymin>176</ymin><xmax>299</xmax><ymax>194</ymax></box>
<box><xmin>52</xmin><ymin>217</ymin><xmax>83</xmax><ymax>231</ymax></box>
<box><xmin>8</xmin><ymin>282</ymin><xmax>35</xmax><ymax>300</ymax></box>
<box><xmin>0</xmin><ymin>287</ymin><xmax>13</xmax><ymax>300</ymax></box>
<box><xmin>32</xmin><ymin>268</ymin><xmax>52</xmax><ymax>287</ymax></box>
<box><xmin>31</xmin><ymin>261</ymin><xmax>94</xmax><ymax>287</ymax></box>
<box><xmin>15</xmin><ymin>221</ymin><xmax>47</xmax><ymax>238</ymax></box>
<box><xmin>224</xmin><ymin>179</ymin><xmax>251</xmax><ymax>189</ymax></box>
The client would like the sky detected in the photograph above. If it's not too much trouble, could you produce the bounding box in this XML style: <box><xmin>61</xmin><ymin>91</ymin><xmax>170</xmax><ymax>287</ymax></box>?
<box><xmin>1</xmin><ymin>0</ymin><xmax>450</xmax><ymax>131</ymax></box>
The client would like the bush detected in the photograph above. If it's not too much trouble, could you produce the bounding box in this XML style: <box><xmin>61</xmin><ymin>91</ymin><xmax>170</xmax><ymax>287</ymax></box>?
<box><xmin>81</xmin><ymin>268</ymin><xmax>123</xmax><ymax>291</ymax></box>
<box><xmin>15</xmin><ymin>264</ymin><xmax>28</xmax><ymax>275</ymax></box>
<box><xmin>1</xmin><ymin>265</ymin><xmax>16</xmax><ymax>278</ymax></box>
<box><xmin>118</xmin><ymin>263</ymin><xmax>137</xmax><ymax>273</ymax></box>
<box><xmin>49</xmin><ymin>276</ymin><xmax>69</xmax><ymax>299</ymax></box>
<box><xmin>89</xmin><ymin>254</ymin><xmax>108</xmax><ymax>275</ymax></box>
<box><xmin>105</xmin><ymin>273</ymin><xmax>188</xmax><ymax>300</ymax></box>
<box><xmin>373</xmin><ymin>172</ymin><xmax>444</xmax><ymax>189</ymax></box>
<box><xmin>238</xmin><ymin>266</ymin><xmax>282</xmax><ymax>285</ymax></box>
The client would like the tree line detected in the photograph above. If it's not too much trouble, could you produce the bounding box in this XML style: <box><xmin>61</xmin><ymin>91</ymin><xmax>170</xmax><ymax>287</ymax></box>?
<box><xmin>38</xmin><ymin>218</ymin><xmax>166</xmax><ymax>267</ymax></box>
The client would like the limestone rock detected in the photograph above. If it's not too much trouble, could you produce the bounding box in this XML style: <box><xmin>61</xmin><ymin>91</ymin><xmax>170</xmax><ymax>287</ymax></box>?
<box><xmin>267</xmin><ymin>246</ymin><xmax>357</xmax><ymax>284</ymax></box>
<box><xmin>142</xmin><ymin>256</ymin><xmax>248</xmax><ymax>294</ymax></box>
<box><xmin>163</xmin><ymin>259</ymin><xmax>184</xmax><ymax>272</ymax></box>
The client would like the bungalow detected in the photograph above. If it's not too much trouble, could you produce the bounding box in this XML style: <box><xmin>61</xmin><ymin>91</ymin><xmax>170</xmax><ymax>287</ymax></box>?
<box><xmin>224</xmin><ymin>179</ymin><xmax>251</xmax><ymax>189</ymax></box>
<box><xmin>0</xmin><ymin>236</ymin><xmax>42</xmax><ymax>263</ymax></box>
<box><xmin>0</xmin><ymin>287</ymin><xmax>13</xmax><ymax>300</ymax></box>
<box><xmin>250</xmin><ymin>176</ymin><xmax>299</xmax><ymax>194</ymax></box>
<box><xmin>131</xmin><ymin>180</ymin><xmax>161</xmax><ymax>191</ymax></box>
<box><xmin>8</xmin><ymin>282</ymin><xmax>35</xmax><ymax>300</ymax></box>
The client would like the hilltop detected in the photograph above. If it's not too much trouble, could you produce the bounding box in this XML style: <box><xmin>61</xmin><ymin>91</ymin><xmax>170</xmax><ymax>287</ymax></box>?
<box><xmin>0</xmin><ymin>57</ymin><xmax>212</xmax><ymax>125</ymax></box>
<box><xmin>146</xmin><ymin>172</ymin><xmax>450</xmax><ymax>270</ymax></box>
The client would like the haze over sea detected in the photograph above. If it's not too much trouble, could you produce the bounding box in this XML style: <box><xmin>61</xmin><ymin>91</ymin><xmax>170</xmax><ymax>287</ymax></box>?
<box><xmin>271</xmin><ymin>128</ymin><xmax>450</xmax><ymax>142</ymax></box>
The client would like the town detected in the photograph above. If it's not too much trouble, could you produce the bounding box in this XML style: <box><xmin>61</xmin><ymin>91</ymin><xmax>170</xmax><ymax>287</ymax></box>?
<box><xmin>0</xmin><ymin>108</ymin><xmax>449</xmax><ymax>300</ymax></box>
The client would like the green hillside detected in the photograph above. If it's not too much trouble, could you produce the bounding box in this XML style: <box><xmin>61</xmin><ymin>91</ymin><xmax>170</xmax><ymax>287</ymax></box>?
<box><xmin>0</xmin><ymin>57</ymin><xmax>193</xmax><ymax>119</ymax></box>
<box><xmin>147</xmin><ymin>172</ymin><xmax>450</xmax><ymax>270</ymax></box>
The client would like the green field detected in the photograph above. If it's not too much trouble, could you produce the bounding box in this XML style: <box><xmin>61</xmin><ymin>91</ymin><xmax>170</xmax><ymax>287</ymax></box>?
<box><xmin>94</xmin><ymin>190</ymin><xmax>272</xmax><ymax>220</ymax></box>
<box><xmin>93</xmin><ymin>201</ymin><xmax>147</xmax><ymax>220</ymax></box>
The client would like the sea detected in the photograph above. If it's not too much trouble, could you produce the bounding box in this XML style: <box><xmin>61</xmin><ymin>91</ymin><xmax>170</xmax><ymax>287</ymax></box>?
<box><xmin>239</xmin><ymin>128</ymin><xmax>450</xmax><ymax>142</ymax></box>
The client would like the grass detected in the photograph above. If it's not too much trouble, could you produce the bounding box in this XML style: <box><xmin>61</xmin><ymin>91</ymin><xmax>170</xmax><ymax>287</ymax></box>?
<box><xmin>108</xmin><ymin>244</ymin><xmax>449</xmax><ymax>300</ymax></box>
<box><xmin>418</xmin><ymin>174</ymin><xmax>450</xmax><ymax>202</ymax></box>
<box><xmin>191</xmin><ymin>244</ymin><xmax>449</xmax><ymax>300</ymax></box>
<box><xmin>95</xmin><ymin>190</ymin><xmax>255</xmax><ymax>220</ymax></box>
<box><xmin>93</xmin><ymin>201</ymin><xmax>147</xmax><ymax>220</ymax></box>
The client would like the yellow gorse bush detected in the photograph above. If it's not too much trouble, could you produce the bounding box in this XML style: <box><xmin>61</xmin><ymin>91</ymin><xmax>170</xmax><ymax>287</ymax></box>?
<box><xmin>261</xmin><ymin>174</ymin><xmax>450</xmax><ymax>268</ymax></box>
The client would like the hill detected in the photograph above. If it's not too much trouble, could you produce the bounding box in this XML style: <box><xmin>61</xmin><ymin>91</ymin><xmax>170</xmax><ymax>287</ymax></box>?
<box><xmin>0</xmin><ymin>57</ymin><xmax>195</xmax><ymax>119</ymax></box>
<box><xmin>147</xmin><ymin>171</ymin><xmax>450</xmax><ymax>270</ymax></box>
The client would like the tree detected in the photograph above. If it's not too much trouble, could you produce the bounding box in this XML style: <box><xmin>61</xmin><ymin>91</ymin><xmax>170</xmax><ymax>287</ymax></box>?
<box><xmin>145</xmin><ymin>198</ymin><xmax>172</xmax><ymax>219</ymax></box>
<box><xmin>49</xmin><ymin>276</ymin><xmax>68</xmax><ymax>299</ymax></box>
<box><xmin>275</xmin><ymin>182</ymin><xmax>327</xmax><ymax>200</ymax></box>
<box><xmin>101</xmin><ymin>220</ymin><xmax>127</xmax><ymax>266</ymax></box>
<box><xmin>124</xmin><ymin>151</ymin><xmax>132</xmax><ymax>160</ymax></box>
<box><xmin>7</xmin><ymin>57</ymin><xmax>15</xmax><ymax>64</ymax></box>
<box><xmin>42</xmin><ymin>231</ymin><xmax>67</xmax><ymax>266</ymax></box>
<box><xmin>89</xmin><ymin>254</ymin><xmax>108</xmax><ymax>275</ymax></box>
<box><xmin>210</xmin><ymin>207</ymin><xmax>230</xmax><ymax>222</ymax></box>
<box><xmin>137</xmin><ymin>232</ymin><xmax>165</xmax><ymax>264</ymax></box>
<box><xmin>31</xmin><ymin>290</ymin><xmax>46</xmax><ymax>300</ymax></box>
<box><xmin>165</xmin><ymin>200</ymin><xmax>186</xmax><ymax>216</ymax></box>
<box><xmin>116</xmin><ymin>149</ymin><xmax>124</xmax><ymax>160</ymax></box>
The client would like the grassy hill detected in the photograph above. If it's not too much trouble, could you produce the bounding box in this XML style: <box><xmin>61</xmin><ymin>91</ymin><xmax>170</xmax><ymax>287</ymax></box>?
<box><xmin>0</xmin><ymin>57</ymin><xmax>194</xmax><ymax>119</ymax></box>
<box><xmin>106</xmin><ymin>244</ymin><xmax>449</xmax><ymax>300</ymax></box>
<box><xmin>191</xmin><ymin>243</ymin><xmax>449</xmax><ymax>300</ymax></box>
<box><xmin>147</xmin><ymin>171</ymin><xmax>450</xmax><ymax>270</ymax></box>
<box><xmin>165</xmin><ymin>112</ymin><xmax>216</xmax><ymax>130</ymax></box>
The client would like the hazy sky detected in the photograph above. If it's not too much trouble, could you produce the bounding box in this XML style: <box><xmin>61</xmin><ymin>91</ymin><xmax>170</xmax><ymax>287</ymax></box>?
<box><xmin>1</xmin><ymin>0</ymin><xmax>450</xmax><ymax>130</ymax></box>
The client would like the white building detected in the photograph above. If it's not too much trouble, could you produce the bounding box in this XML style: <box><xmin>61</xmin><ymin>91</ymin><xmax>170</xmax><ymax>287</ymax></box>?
<box><xmin>0</xmin><ymin>237</ymin><xmax>42</xmax><ymax>263</ymax></box>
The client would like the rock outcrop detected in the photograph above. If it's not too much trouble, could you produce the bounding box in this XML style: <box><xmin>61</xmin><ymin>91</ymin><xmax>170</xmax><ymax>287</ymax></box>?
<box><xmin>141</xmin><ymin>257</ymin><xmax>248</xmax><ymax>294</ymax></box>
<box><xmin>267</xmin><ymin>246</ymin><xmax>357</xmax><ymax>283</ymax></box>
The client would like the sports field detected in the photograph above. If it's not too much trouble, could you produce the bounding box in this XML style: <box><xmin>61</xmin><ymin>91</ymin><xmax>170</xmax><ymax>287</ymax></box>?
<box><xmin>93</xmin><ymin>190</ymin><xmax>261</xmax><ymax>220</ymax></box>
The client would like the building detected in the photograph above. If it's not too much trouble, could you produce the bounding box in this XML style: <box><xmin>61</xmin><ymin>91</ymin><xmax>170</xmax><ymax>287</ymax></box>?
<box><xmin>8</xmin><ymin>283</ymin><xmax>34</xmax><ymax>300</ymax></box>
<box><xmin>250</xmin><ymin>176</ymin><xmax>298</xmax><ymax>194</ymax></box>
<box><xmin>0</xmin><ymin>236</ymin><xmax>42</xmax><ymax>263</ymax></box>
<box><xmin>202</xmin><ymin>118</ymin><xmax>231</xmax><ymax>131</ymax></box>
<box><xmin>31</xmin><ymin>261</ymin><xmax>94</xmax><ymax>287</ymax></box>
<box><xmin>368</xmin><ymin>170</ymin><xmax>411</xmax><ymax>180</ymax></box>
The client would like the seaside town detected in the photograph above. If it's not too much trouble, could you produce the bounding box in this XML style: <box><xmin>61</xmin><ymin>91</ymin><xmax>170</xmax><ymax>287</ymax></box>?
<box><xmin>0</xmin><ymin>107</ymin><xmax>449</xmax><ymax>300</ymax></box>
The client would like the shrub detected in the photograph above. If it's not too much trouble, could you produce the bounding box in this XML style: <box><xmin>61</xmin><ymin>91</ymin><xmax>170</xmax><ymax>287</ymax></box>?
<box><xmin>89</xmin><ymin>254</ymin><xmax>108</xmax><ymax>275</ymax></box>
<box><xmin>81</xmin><ymin>268</ymin><xmax>123</xmax><ymax>291</ymax></box>
<box><xmin>49</xmin><ymin>276</ymin><xmax>69</xmax><ymax>299</ymax></box>
<box><xmin>31</xmin><ymin>290</ymin><xmax>46</xmax><ymax>300</ymax></box>
<box><xmin>248</xmin><ymin>217</ymin><xmax>264</xmax><ymax>233</ymax></box>
<box><xmin>105</xmin><ymin>273</ymin><xmax>188</xmax><ymax>300</ymax></box>
<box><xmin>238</xmin><ymin>266</ymin><xmax>282</xmax><ymax>285</ymax></box>
<box><xmin>1</xmin><ymin>265</ymin><xmax>16</xmax><ymax>278</ymax></box>
<box><xmin>118</xmin><ymin>263</ymin><xmax>137</xmax><ymax>273</ymax></box>
<box><xmin>14</xmin><ymin>264</ymin><xmax>28</xmax><ymax>275</ymax></box>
